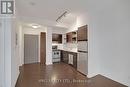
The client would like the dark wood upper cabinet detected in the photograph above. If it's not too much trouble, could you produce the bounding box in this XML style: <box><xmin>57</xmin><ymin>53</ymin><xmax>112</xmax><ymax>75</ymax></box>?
<box><xmin>77</xmin><ymin>25</ymin><xmax>88</xmax><ymax>41</ymax></box>
<box><xmin>66</xmin><ymin>32</ymin><xmax>72</xmax><ymax>43</ymax></box>
<box><xmin>66</xmin><ymin>31</ymin><xmax>77</xmax><ymax>43</ymax></box>
<box><xmin>52</xmin><ymin>34</ymin><xmax>62</xmax><ymax>43</ymax></box>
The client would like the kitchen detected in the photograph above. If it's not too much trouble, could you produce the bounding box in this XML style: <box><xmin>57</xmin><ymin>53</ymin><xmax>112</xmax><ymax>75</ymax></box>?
<box><xmin>52</xmin><ymin>25</ymin><xmax>88</xmax><ymax>76</ymax></box>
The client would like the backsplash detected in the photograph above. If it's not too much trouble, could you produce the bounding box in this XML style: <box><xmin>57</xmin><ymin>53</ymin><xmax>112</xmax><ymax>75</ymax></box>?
<box><xmin>52</xmin><ymin>43</ymin><xmax>64</xmax><ymax>49</ymax></box>
<box><xmin>64</xmin><ymin>43</ymin><xmax>77</xmax><ymax>51</ymax></box>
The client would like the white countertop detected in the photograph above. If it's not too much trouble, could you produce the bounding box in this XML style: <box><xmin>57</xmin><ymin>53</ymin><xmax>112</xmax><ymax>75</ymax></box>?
<box><xmin>58</xmin><ymin>48</ymin><xmax>78</xmax><ymax>53</ymax></box>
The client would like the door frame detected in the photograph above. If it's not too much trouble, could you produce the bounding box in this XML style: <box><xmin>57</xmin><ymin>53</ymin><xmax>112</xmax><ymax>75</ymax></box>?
<box><xmin>40</xmin><ymin>32</ymin><xmax>46</xmax><ymax>64</ymax></box>
<box><xmin>24</xmin><ymin>34</ymin><xmax>39</xmax><ymax>64</ymax></box>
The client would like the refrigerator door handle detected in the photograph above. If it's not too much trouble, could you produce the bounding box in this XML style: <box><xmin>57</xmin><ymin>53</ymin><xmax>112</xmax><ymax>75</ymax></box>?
<box><xmin>78</xmin><ymin>50</ymin><xmax>88</xmax><ymax>53</ymax></box>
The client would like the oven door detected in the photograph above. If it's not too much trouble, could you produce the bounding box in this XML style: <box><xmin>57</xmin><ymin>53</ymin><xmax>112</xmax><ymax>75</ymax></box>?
<box><xmin>52</xmin><ymin>51</ymin><xmax>61</xmax><ymax>62</ymax></box>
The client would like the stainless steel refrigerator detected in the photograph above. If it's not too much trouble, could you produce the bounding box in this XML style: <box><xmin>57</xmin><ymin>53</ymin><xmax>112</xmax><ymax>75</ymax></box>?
<box><xmin>77</xmin><ymin>25</ymin><xmax>88</xmax><ymax>76</ymax></box>
<box><xmin>77</xmin><ymin>41</ymin><xmax>88</xmax><ymax>75</ymax></box>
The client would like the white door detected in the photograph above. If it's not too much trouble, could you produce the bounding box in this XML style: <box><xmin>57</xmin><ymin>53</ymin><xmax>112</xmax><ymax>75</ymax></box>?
<box><xmin>0</xmin><ymin>20</ymin><xmax>5</xmax><ymax>87</ymax></box>
<box><xmin>77</xmin><ymin>52</ymin><xmax>88</xmax><ymax>75</ymax></box>
<box><xmin>24</xmin><ymin>34</ymin><xmax>39</xmax><ymax>64</ymax></box>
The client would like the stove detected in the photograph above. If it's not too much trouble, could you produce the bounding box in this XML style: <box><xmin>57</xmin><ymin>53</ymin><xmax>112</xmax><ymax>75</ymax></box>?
<box><xmin>52</xmin><ymin>46</ymin><xmax>61</xmax><ymax>63</ymax></box>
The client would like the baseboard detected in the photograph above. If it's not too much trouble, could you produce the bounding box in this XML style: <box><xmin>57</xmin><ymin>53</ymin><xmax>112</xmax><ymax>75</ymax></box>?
<box><xmin>99</xmin><ymin>74</ymin><xmax>129</xmax><ymax>87</ymax></box>
<box><xmin>87</xmin><ymin>73</ymin><xmax>99</xmax><ymax>78</ymax></box>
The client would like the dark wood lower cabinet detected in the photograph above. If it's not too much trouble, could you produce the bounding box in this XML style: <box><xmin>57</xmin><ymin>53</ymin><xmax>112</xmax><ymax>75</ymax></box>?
<box><xmin>71</xmin><ymin>52</ymin><xmax>77</xmax><ymax>69</ymax></box>
<box><xmin>61</xmin><ymin>51</ymin><xmax>68</xmax><ymax>63</ymax></box>
<box><xmin>61</xmin><ymin>50</ymin><xmax>77</xmax><ymax>69</ymax></box>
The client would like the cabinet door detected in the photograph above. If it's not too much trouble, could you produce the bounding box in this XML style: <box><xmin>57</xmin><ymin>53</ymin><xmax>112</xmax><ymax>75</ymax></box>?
<box><xmin>62</xmin><ymin>51</ymin><xmax>68</xmax><ymax>63</ymax></box>
<box><xmin>52</xmin><ymin>34</ymin><xmax>59</xmax><ymax>41</ymax></box>
<box><xmin>77</xmin><ymin>25</ymin><xmax>88</xmax><ymax>41</ymax></box>
<box><xmin>73</xmin><ymin>53</ymin><xmax>77</xmax><ymax>69</ymax></box>
<box><xmin>68</xmin><ymin>52</ymin><xmax>77</xmax><ymax>69</ymax></box>
<box><xmin>66</xmin><ymin>32</ymin><xmax>72</xmax><ymax>42</ymax></box>
<box><xmin>58</xmin><ymin>34</ymin><xmax>62</xmax><ymax>43</ymax></box>
<box><xmin>52</xmin><ymin>34</ymin><xmax>62</xmax><ymax>43</ymax></box>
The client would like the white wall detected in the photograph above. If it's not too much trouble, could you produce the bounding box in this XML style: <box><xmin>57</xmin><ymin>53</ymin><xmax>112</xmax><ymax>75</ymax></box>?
<box><xmin>0</xmin><ymin>18</ymin><xmax>20</xmax><ymax>87</ymax></box>
<box><xmin>11</xmin><ymin>19</ymin><xmax>20</xmax><ymax>87</ymax></box>
<box><xmin>19</xmin><ymin>25</ymin><xmax>24</xmax><ymax>66</ymax></box>
<box><xmin>52</xmin><ymin>27</ymin><xmax>66</xmax><ymax>34</ymax></box>
<box><xmin>84</xmin><ymin>0</ymin><xmax>130</xmax><ymax>86</ymax></box>
<box><xmin>4</xmin><ymin>19</ymin><xmax>12</xmax><ymax>87</ymax></box>
<box><xmin>0</xmin><ymin>20</ymin><xmax>5</xmax><ymax>87</ymax></box>
<box><xmin>46</xmin><ymin>28</ymin><xmax>53</xmax><ymax>65</ymax></box>
<box><xmin>66</xmin><ymin>21</ymin><xmax>78</xmax><ymax>33</ymax></box>
<box><xmin>67</xmin><ymin>0</ymin><xmax>130</xmax><ymax>86</ymax></box>
<box><xmin>1</xmin><ymin>18</ymin><xmax>17</xmax><ymax>87</ymax></box>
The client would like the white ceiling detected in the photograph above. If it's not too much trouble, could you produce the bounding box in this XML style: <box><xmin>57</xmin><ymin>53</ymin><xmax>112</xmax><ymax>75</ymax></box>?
<box><xmin>16</xmin><ymin>0</ymin><xmax>87</xmax><ymax>28</ymax></box>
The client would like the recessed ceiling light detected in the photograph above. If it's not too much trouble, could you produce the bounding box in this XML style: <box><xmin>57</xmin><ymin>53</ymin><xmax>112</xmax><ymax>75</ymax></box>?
<box><xmin>32</xmin><ymin>25</ymin><xmax>40</xmax><ymax>29</ymax></box>
<box><xmin>28</xmin><ymin>24</ymin><xmax>41</xmax><ymax>29</ymax></box>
